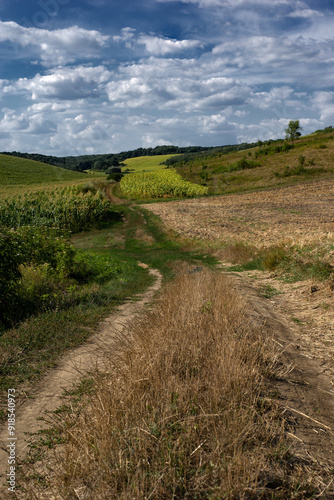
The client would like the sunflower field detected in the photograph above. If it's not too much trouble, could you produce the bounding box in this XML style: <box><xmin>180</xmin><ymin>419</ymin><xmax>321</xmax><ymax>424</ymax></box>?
<box><xmin>120</xmin><ymin>169</ymin><xmax>208</xmax><ymax>199</ymax></box>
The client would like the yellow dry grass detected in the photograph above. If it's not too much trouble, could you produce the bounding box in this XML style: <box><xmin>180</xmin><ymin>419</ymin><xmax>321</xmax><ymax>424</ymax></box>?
<box><xmin>42</xmin><ymin>269</ymin><xmax>316</xmax><ymax>499</ymax></box>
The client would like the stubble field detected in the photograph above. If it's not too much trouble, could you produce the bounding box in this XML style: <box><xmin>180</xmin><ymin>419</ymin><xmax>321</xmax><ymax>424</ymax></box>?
<box><xmin>143</xmin><ymin>178</ymin><xmax>334</xmax><ymax>402</ymax></box>
<box><xmin>143</xmin><ymin>179</ymin><xmax>334</xmax><ymax>248</ymax></box>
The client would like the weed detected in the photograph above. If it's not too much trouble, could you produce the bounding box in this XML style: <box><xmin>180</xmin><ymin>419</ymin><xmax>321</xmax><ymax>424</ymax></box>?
<box><xmin>292</xmin><ymin>317</ymin><xmax>303</xmax><ymax>325</ymax></box>
<box><xmin>259</xmin><ymin>284</ymin><xmax>281</xmax><ymax>298</ymax></box>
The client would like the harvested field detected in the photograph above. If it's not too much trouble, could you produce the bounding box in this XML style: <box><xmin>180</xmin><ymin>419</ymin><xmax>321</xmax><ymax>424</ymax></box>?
<box><xmin>143</xmin><ymin>179</ymin><xmax>334</xmax><ymax>249</ymax></box>
<box><xmin>142</xmin><ymin>179</ymin><xmax>334</xmax><ymax>491</ymax></box>
<box><xmin>142</xmin><ymin>180</ymin><xmax>334</xmax><ymax>382</ymax></box>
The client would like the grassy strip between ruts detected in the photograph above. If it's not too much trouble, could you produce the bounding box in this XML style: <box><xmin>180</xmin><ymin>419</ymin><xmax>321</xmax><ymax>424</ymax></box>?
<box><xmin>20</xmin><ymin>268</ymin><xmax>321</xmax><ymax>498</ymax></box>
<box><xmin>0</xmin><ymin>204</ymin><xmax>216</xmax><ymax>423</ymax></box>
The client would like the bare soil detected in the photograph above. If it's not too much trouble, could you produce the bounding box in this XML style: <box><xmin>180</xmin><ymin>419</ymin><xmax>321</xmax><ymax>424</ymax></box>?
<box><xmin>0</xmin><ymin>266</ymin><xmax>162</xmax><ymax>497</ymax></box>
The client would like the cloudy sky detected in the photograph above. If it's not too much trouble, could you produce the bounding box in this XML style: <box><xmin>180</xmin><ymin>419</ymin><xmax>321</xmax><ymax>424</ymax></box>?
<box><xmin>0</xmin><ymin>0</ymin><xmax>333</xmax><ymax>156</ymax></box>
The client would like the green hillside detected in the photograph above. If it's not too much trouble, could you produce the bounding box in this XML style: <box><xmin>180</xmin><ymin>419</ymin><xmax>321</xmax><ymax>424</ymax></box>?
<box><xmin>122</xmin><ymin>154</ymin><xmax>180</xmax><ymax>172</ymax></box>
<box><xmin>173</xmin><ymin>129</ymin><xmax>334</xmax><ymax>195</ymax></box>
<box><xmin>0</xmin><ymin>154</ymin><xmax>87</xmax><ymax>186</ymax></box>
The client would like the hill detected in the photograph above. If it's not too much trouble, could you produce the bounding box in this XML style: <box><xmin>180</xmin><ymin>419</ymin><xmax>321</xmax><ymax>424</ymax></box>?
<box><xmin>121</xmin><ymin>154</ymin><xmax>180</xmax><ymax>172</ymax></box>
<box><xmin>0</xmin><ymin>154</ymin><xmax>87</xmax><ymax>186</ymax></box>
<box><xmin>170</xmin><ymin>129</ymin><xmax>334</xmax><ymax>195</ymax></box>
<box><xmin>1</xmin><ymin>145</ymin><xmax>213</xmax><ymax>172</ymax></box>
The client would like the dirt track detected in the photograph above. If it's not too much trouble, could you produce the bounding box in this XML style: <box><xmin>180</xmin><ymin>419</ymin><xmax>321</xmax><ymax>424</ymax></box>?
<box><xmin>2</xmin><ymin>180</ymin><xmax>334</xmax><ymax>496</ymax></box>
<box><xmin>0</xmin><ymin>266</ymin><xmax>162</xmax><ymax>496</ymax></box>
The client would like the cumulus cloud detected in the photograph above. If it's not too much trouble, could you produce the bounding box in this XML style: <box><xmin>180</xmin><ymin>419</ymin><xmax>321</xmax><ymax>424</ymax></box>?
<box><xmin>114</xmin><ymin>27</ymin><xmax>203</xmax><ymax>55</ymax></box>
<box><xmin>154</xmin><ymin>0</ymin><xmax>291</xmax><ymax>8</ymax></box>
<box><xmin>313</xmin><ymin>91</ymin><xmax>334</xmax><ymax>121</ymax></box>
<box><xmin>137</xmin><ymin>35</ymin><xmax>203</xmax><ymax>55</ymax></box>
<box><xmin>113</xmin><ymin>27</ymin><xmax>136</xmax><ymax>48</ymax></box>
<box><xmin>15</xmin><ymin>65</ymin><xmax>111</xmax><ymax>101</ymax></box>
<box><xmin>106</xmin><ymin>56</ymin><xmax>252</xmax><ymax>111</ymax></box>
<box><xmin>0</xmin><ymin>1</ymin><xmax>332</xmax><ymax>155</ymax></box>
<box><xmin>213</xmin><ymin>35</ymin><xmax>320</xmax><ymax>68</ymax></box>
<box><xmin>0</xmin><ymin>109</ymin><xmax>29</xmax><ymax>131</ymax></box>
<box><xmin>0</xmin><ymin>21</ymin><xmax>109</xmax><ymax>66</ymax></box>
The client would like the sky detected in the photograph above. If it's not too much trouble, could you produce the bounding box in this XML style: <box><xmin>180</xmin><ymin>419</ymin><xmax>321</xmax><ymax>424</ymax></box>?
<box><xmin>0</xmin><ymin>0</ymin><xmax>333</xmax><ymax>156</ymax></box>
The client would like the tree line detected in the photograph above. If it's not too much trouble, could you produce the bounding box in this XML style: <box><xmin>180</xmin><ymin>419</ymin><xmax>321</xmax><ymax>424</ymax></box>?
<box><xmin>1</xmin><ymin>145</ymin><xmax>213</xmax><ymax>173</ymax></box>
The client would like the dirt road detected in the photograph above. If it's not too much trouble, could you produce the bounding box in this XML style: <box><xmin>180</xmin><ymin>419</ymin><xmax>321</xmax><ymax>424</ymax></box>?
<box><xmin>0</xmin><ymin>266</ymin><xmax>162</xmax><ymax>496</ymax></box>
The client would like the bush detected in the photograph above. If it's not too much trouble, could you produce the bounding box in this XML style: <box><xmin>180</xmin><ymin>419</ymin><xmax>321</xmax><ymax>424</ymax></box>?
<box><xmin>228</xmin><ymin>157</ymin><xmax>260</xmax><ymax>171</ymax></box>
<box><xmin>0</xmin><ymin>227</ymin><xmax>76</xmax><ymax>330</ymax></box>
<box><xmin>107</xmin><ymin>172</ymin><xmax>123</xmax><ymax>182</ymax></box>
<box><xmin>0</xmin><ymin>231</ymin><xmax>24</xmax><ymax>329</ymax></box>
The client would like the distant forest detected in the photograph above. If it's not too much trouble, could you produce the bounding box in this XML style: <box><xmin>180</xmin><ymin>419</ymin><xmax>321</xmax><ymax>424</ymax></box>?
<box><xmin>2</xmin><ymin>126</ymin><xmax>333</xmax><ymax>173</ymax></box>
<box><xmin>1</xmin><ymin>143</ymin><xmax>257</xmax><ymax>172</ymax></box>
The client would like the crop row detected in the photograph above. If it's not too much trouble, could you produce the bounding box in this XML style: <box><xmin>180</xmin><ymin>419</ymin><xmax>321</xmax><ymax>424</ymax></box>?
<box><xmin>120</xmin><ymin>169</ymin><xmax>208</xmax><ymax>199</ymax></box>
<box><xmin>0</xmin><ymin>186</ymin><xmax>115</xmax><ymax>233</ymax></box>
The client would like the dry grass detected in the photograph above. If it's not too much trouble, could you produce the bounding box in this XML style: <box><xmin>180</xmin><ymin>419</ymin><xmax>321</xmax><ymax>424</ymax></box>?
<box><xmin>38</xmin><ymin>269</ymin><xmax>317</xmax><ymax>499</ymax></box>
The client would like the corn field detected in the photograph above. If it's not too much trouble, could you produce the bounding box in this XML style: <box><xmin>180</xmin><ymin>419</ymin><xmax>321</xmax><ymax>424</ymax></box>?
<box><xmin>0</xmin><ymin>186</ymin><xmax>114</xmax><ymax>233</ymax></box>
<box><xmin>120</xmin><ymin>169</ymin><xmax>208</xmax><ymax>198</ymax></box>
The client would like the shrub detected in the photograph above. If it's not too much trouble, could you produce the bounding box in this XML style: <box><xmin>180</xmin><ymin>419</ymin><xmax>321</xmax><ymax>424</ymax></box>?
<box><xmin>107</xmin><ymin>172</ymin><xmax>123</xmax><ymax>182</ymax></box>
<box><xmin>0</xmin><ymin>231</ymin><xmax>24</xmax><ymax>329</ymax></box>
<box><xmin>0</xmin><ymin>227</ymin><xmax>76</xmax><ymax>330</ymax></box>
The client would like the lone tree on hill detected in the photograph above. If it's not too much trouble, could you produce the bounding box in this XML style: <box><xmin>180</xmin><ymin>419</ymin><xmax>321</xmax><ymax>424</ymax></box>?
<box><xmin>285</xmin><ymin>120</ymin><xmax>302</xmax><ymax>144</ymax></box>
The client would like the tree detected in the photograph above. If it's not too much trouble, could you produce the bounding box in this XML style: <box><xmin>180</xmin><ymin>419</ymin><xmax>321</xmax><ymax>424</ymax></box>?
<box><xmin>285</xmin><ymin>120</ymin><xmax>302</xmax><ymax>144</ymax></box>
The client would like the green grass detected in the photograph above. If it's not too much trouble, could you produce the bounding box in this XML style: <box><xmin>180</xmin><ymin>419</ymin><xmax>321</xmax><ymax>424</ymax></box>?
<box><xmin>173</xmin><ymin>131</ymin><xmax>334</xmax><ymax>195</ymax></box>
<box><xmin>225</xmin><ymin>243</ymin><xmax>333</xmax><ymax>284</ymax></box>
<box><xmin>0</xmin><ymin>154</ymin><xmax>87</xmax><ymax>186</ymax></box>
<box><xmin>0</xmin><ymin>204</ymin><xmax>218</xmax><ymax>422</ymax></box>
<box><xmin>258</xmin><ymin>284</ymin><xmax>282</xmax><ymax>298</ymax></box>
<box><xmin>122</xmin><ymin>154</ymin><xmax>180</xmax><ymax>172</ymax></box>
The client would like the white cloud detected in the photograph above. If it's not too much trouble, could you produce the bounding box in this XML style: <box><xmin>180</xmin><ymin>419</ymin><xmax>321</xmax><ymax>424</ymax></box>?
<box><xmin>113</xmin><ymin>27</ymin><xmax>136</xmax><ymax>48</ymax></box>
<box><xmin>313</xmin><ymin>91</ymin><xmax>334</xmax><ymax>121</ymax></box>
<box><xmin>0</xmin><ymin>21</ymin><xmax>109</xmax><ymax>66</ymax></box>
<box><xmin>154</xmin><ymin>0</ymin><xmax>291</xmax><ymax>7</ymax></box>
<box><xmin>16</xmin><ymin>65</ymin><xmax>111</xmax><ymax>101</ymax></box>
<box><xmin>137</xmin><ymin>35</ymin><xmax>203</xmax><ymax>55</ymax></box>
<box><xmin>249</xmin><ymin>87</ymin><xmax>295</xmax><ymax>110</ymax></box>
<box><xmin>114</xmin><ymin>27</ymin><xmax>203</xmax><ymax>55</ymax></box>
<box><xmin>0</xmin><ymin>109</ymin><xmax>29</xmax><ymax>131</ymax></box>
<box><xmin>106</xmin><ymin>56</ymin><xmax>252</xmax><ymax>111</ymax></box>
<box><xmin>213</xmin><ymin>35</ymin><xmax>320</xmax><ymax>68</ymax></box>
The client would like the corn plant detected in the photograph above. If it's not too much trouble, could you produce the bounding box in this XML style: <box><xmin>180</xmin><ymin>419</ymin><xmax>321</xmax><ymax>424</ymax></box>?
<box><xmin>0</xmin><ymin>187</ymin><xmax>115</xmax><ymax>232</ymax></box>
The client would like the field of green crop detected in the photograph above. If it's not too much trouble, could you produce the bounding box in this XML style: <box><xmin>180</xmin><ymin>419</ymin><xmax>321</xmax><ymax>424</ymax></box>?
<box><xmin>120</xmin><ymin>169</ymin><xmax>208</xmax><ymax>199</ymax></box>
<box><xmin>0</xmin><ymin>185</ymin><xmax>116</xmax><ymax>233</ymax></box>
<box><xmin>0</xmin><ymin>155</ymin><xmax>108</xmax><ymax>199</ymax></box>
<box><xmin>122</xmin><ymin>154</ymin><xmax>179</xmax><ymax>172</ymax></box>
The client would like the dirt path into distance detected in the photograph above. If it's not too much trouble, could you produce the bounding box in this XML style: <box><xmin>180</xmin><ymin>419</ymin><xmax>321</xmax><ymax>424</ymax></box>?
<box><xmin>0</xmin><ymin>265</ymin><xmax>162</xmax><ymax>494</ymax></box>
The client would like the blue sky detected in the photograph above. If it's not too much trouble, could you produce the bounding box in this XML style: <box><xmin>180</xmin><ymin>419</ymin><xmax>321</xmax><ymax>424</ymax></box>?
<box><xmin>0</xmin><ymin>0</ymin><xmax>333</xmax><ymax>155</ymax></box>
